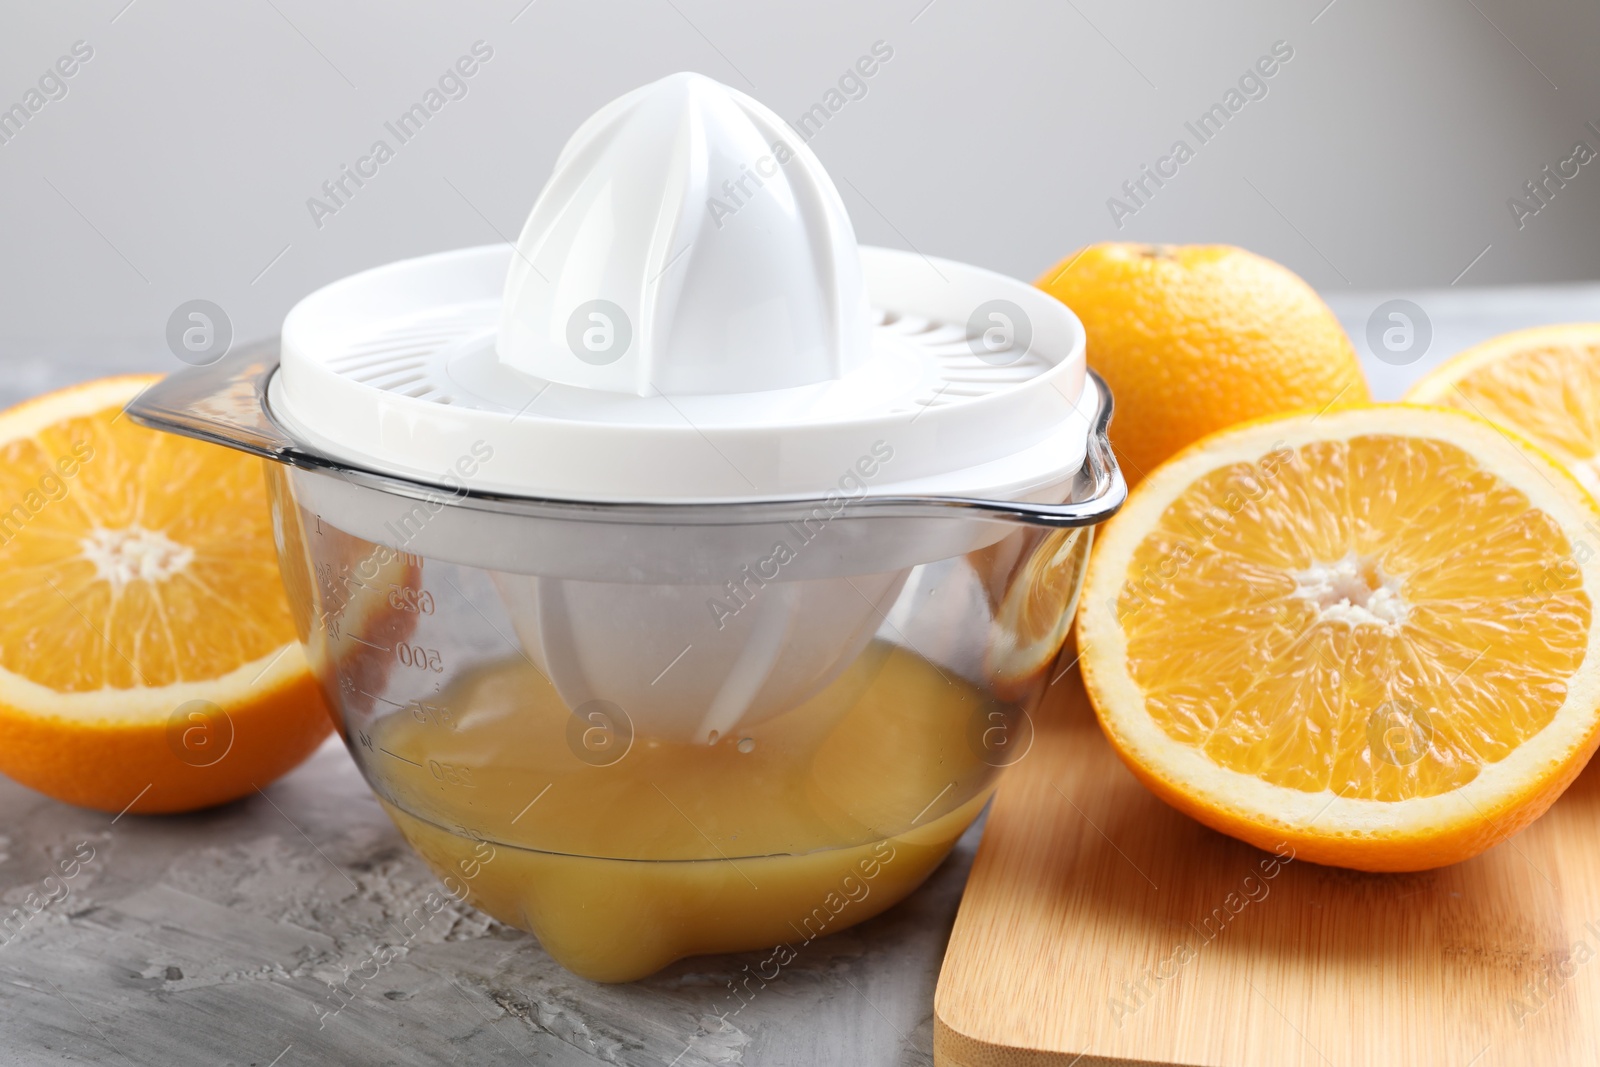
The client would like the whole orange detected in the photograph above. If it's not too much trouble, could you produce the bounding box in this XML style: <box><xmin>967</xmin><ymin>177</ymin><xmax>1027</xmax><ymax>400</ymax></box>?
<box><xmin>1037</xmin><ymin>243</ymin><xmax>1369</xmax><ymax>485</ymax></box>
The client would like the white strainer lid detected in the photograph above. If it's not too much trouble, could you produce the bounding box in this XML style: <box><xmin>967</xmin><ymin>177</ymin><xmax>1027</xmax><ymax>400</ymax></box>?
<box><xmin>270</xmin><ymin>73</ymin><xmax>1089</xmax><ymax>503</ymax></box>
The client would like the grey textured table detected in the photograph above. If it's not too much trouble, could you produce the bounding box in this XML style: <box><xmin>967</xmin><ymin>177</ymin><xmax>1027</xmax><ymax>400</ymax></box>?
<box><xmin>0</xmin><ymin>739</ymin><xmax>977</xmax><ymax>1066</ymax></box>
<box><xmin>2</xmin><ymin>282</ymin><xmax>1598</xmax><ymax>1065</ymax></box>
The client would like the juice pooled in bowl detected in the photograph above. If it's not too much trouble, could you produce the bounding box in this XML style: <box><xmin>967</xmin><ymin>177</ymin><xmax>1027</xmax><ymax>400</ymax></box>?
<box><xmin>360</xmin><ymin>641</ymin><xmax>1003</xmax><ymax>981</ymax></box>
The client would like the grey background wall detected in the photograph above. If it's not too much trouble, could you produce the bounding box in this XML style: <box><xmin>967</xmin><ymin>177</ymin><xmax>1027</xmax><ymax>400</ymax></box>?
<box><xmin>2</xmin><ymin>0</ymin><xmax>1598</xmax><ymax>386</ymax></box>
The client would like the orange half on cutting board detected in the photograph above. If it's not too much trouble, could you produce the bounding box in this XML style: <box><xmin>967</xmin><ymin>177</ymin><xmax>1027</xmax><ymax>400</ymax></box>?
<box><xmin>1077</xmin><ymin>405</ymin><xmax>1600</xmax><ymax>871</ymax></box>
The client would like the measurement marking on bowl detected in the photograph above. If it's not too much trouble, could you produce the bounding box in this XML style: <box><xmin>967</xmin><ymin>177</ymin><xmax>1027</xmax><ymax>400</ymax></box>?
<box><xmin>651</xmin><ymin>643</ymin><xmax>693</xmax><ymax>685</ymax></box>
<box><xmin>348</xmin><ymin>634</ymin><xmax>390</xmax><ymax>651</ymax></box>
<box><xmin>396</xmin><ymin>643</ymin><xmax>445</xmax><ymax>672</ymax></box>
<box><xmin>912</xmin><ymin>782</ymin><xmax>954</xmax><ymax>826</ymax></box>
<box><xmin>510</xmin><ymin>783</ymin><xmax>553</xmax><ymax>824</ymax></box>
<box><xmin>409</xmin><ymin>701</ymin><xmax>455</xmax><ymax>728</ymax></box>
<box><xmin>379</xmin><ymin>747</ymin><xmax>422</xmax><ymax>768</ymax></box>
<box><xmin>359</xmin><ymin>688</ymin><xmax>405</xmax><ymax>708</ymax></box>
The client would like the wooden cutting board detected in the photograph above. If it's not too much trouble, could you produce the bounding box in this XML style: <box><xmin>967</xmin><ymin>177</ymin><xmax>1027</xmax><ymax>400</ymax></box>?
<box><xmin>934</xmin><ymin>662</ymin><xmax>1600</xmax><ymax>1067</ymax></box>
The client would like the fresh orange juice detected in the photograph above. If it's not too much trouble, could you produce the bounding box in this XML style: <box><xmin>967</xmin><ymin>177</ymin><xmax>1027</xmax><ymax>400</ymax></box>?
<box><xmin>363</xmin><ymin>641</ymin><xmax>1003</xmax><ymax>980</ymax></box>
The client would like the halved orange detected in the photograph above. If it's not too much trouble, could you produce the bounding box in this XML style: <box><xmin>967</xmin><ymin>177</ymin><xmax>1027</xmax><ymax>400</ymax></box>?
<box><xmin>0</xmin><ymin>376</ymin><xmax>331</xmax><ymax>813</ymax></box>
<box><xmin>1076</xmin><ymin>405</ymin><xmax>1600</xmax><ymax>871</ymax></box>
<box><xmin>1405</xmin><ymin>323</ymin><xmax>1600</xmax><ymax>499</ymax></box>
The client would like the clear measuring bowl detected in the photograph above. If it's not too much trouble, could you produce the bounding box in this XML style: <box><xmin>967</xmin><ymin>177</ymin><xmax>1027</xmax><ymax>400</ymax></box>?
<box><xmin>129</xmin><ymin>344</ymin><xmax>1123</xmax><ymax>981</ymax></box>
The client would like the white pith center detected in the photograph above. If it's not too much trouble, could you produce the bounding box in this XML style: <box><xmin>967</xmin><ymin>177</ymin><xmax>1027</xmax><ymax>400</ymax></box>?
<box><xmin>80</xmin><ymin>526</ymin><xmax>195</xmax><ymax>589</ymax></box>
<box><xmin>1292</xmin><ymin>554</ymin><xmax>1409</xmax><ymax>630</ymax></box>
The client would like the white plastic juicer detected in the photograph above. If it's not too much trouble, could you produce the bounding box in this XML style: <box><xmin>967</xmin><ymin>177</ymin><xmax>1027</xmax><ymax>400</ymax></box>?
<box><xmin>129</xmin><ymin>72</ymin><xmax>1125</xmax><ymax>980</ymax></box>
